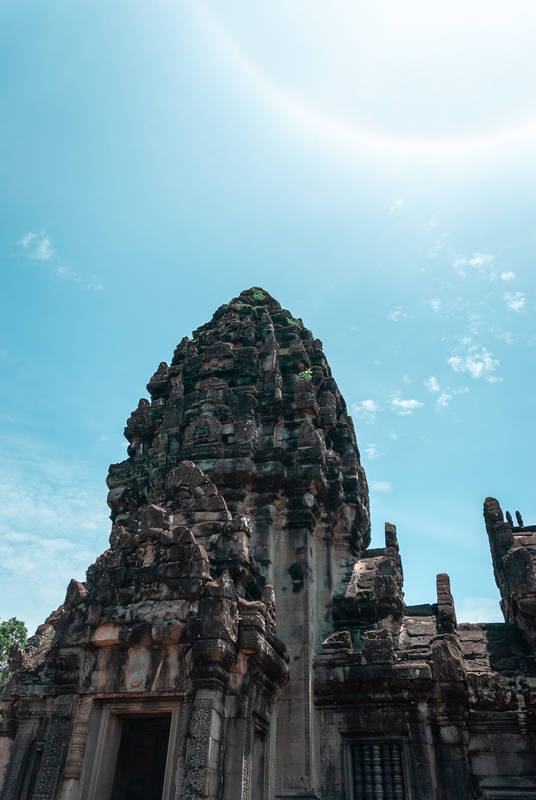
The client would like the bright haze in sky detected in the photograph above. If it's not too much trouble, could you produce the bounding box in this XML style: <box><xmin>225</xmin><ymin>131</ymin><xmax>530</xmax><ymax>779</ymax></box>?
<box><xmin>1</xmin><ymin>0</ymin><xmax>536</xmax><ymax>632</ymax></box>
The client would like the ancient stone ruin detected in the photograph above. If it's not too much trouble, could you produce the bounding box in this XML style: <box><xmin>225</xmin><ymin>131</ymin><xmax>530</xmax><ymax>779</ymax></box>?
<box><xmin>1</xmin><ymin>287</ymin><xmax>535</xmax><ymax>800</ymax></box>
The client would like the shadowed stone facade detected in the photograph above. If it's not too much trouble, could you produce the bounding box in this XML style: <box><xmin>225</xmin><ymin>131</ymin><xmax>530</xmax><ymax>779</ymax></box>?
<box><xmin>1</xmin><ymin>287</ymin><xmax>535</xmax><ymax>799</ymax></box>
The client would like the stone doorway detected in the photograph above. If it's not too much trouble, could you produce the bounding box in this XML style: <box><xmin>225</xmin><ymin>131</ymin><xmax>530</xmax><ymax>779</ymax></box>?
<box><xmin>77</xmin><ymin>697</ymin><xmax>182</xmax><ymax>800</ymax></box>
<box><xmin>110</xmin><ymin>715</ymin><xmax>171</xmax><ymax>800</ymax></box>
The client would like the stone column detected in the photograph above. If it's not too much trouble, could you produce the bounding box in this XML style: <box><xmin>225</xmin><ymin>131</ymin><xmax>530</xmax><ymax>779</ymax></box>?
<box><xmin>430</xmin><ymin>577</ymin><xmax>472</xmax><ymax>800</ymax></box>
<box><xmin>274</xmin><ymin>524</ymin><xmax>317</xmax><ymax>799</ymax></box>
<box><xmin>184</xmin><ymin>572</ymin><xmax>238</xmax><ymax>800</ymax></box>
<box><xmin>0</xmin><ymin>714</ymin><xmax>41</xmax><ymax>800</ymax></box>
<box><xmin>33</xmin><ymin>694</ymin><xmax>78</xmax><ymax>800</ymax></box>
<box><xmin>183</xmin><ymin>689</ymin><xmax>226</xmax><ymax>800</ymax></box>
<box><xmin>429</xmin><ymin>701</ymin><xmax>473</xmax><ymax>800</ymax></box>
<box><xmin>57</xmin><ymin>696</ymin><xmax>94</xmax><ymax>800</ymax></box>
<box><xmin>220</xmin><ymin>694</ymin><xmax>251</xmax><ymax>800</ymax></box>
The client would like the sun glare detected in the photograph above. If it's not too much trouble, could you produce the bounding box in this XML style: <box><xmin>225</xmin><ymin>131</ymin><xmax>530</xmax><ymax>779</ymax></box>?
<box><xmin>201</xmin><ymin>0</ymin><xmax>536</xmax><ymax>161</ymax></box>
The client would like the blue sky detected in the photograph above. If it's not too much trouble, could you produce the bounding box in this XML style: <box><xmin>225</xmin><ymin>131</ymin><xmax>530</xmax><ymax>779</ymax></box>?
<box><xmin>2</xmin><ymin>0</ymin><xmax>536</xmax><ymax>633</ymax></box>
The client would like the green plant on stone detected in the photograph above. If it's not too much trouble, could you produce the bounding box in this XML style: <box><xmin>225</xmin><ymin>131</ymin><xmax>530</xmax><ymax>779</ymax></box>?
<box><xmin>252</xmin><ymin>289</ymin><xmax>265</xmax><ymax>302</ymax></box>
<box><xmin>299</xmin><ymin>368</ymin><xmax>313</xmax><ymax>381</ymax></box>
<box><xmin>287</xmin><ymin>317</ymin><xmax>302</xmax><ymax>329</ymax></box>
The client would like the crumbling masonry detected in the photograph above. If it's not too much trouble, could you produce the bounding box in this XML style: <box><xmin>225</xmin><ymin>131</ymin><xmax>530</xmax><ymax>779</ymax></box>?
<box><xmin>1</xmin><ymin>287</ymin><xmax>535</xmax><ymax>800</ymax></box>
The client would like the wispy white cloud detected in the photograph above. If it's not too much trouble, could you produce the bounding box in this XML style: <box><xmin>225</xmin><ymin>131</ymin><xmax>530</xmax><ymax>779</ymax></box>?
<box><xmin>452</xmin><ymin>252</ymin><xmax>496</xmax><ymax>280</ymax></box>
<box><xmin>388</xmin><ymin>306</ymin><xmax>408</xmax><ymax>321</ymax></box>
<box><xmin>436</xmin><ymin>392</ymin><xmax>452</xmax><ymax>410</ymax></box>
<box><xmin>493</xmin><ymin>327</ymin><xmax>514</xmax><ymax>344</ymax></box>
<box><xmin>352</xmin><ymin>399</ymin><xmax>379</xmax><ymax>423</ymax></box>
<box><xmin>369</xmin><ymin>480</ymin><xmax>392</xmax><ymax>493</ymax></box>
<box><xmin>467</xmin><ymin>311</ymin><xmax>486</xmax><ymax>336</ymax></box>
<box><xmin>87</xmin><ymin>277</ymin><xmax>103</xmax><ymax>291</ymax></box>
<box><xmin>468</xmin><ymin>252</ymin><xmax>494</xmax><ymax>270</ymax></box>
<box><xmin>364</xmin><ymin>443</ymin><xmax>380</xmax><ymax>460</ymax></box>
<box><xmin>422</xmin><ymin>215</ymin><xmax>438</xmax><ymax>231</ymax></box>
<box><xmin>424</xmin><ymin>376</ymin><xmax>440</xmax><ymax>393</ymax></box>
<box><xmin>53</xmin><ymin>266</ymin><xmax>103</xmax><ymax>291</ymax></box>
<box><xmin>452</xmin><ymin>257</ymin><xmax>467</xmax><ymax>278</ymax></box>
<box><xmin>455</xmin><ymin>596</ymin><xmax>502</xmax><ymax>623</ymax></box>
<box><xmin>17</xmin><ymin>230</ymin><xmax>103</xmax><ymax>291</ymax></box>
<box><xmin>501</xmin><ymin>271</ymin><xmax>515</xmax><ymax>281</ymax></box>
<box><xmin>54</xmin><ymin>265</ymin><xmax>79</xmax><ymax>283</ymax></box>
<box><xmin>428</xmin><ymin>298</ymin><xmax>441</xmax><ymax>314</ymax></box>
<box><xmin>0</xmin><ymin>434</ymin><xmax>109</xmax><ymax>633</ymax></box>
<box><xmin>423</xmin><ymin>377</ymin><xmax>468</xmax><ymax>411</ymax></box>
<box><xmin>389</xmin><ymin>198</ymin><xmax>403</xmax><ymax>214</ymax></box>
<box><xmin>447</xmin><ymin>345</ymin><xmax>499</xmax><ymax>380</ymax></box>
<box><xmin>390</xmin><ymin>398</ymin><xmax>424</xmax><ymax>416</ymax></box>
<box><xmin>19</xmin><ymin>230</ymin><xmax>55</xmax><ymax>260</ymax></box>
<box><xmin>427</xmin><ymin>236</ymin><xmax>446</xmax><ymax>258</ymax></box>
<box><xmin>504</xmin><ymin>291</ymin><xmax>525</xmax><ymax>312</ymax></box>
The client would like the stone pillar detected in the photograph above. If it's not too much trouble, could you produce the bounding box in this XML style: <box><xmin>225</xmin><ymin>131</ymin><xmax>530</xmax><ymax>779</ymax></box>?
<box><xmin>274</xmin><ymin>524</ymin><xmax>316</xmax><ymax>798</ymax></box>
<box><xmin>429</xmin><ymin>701</ymin><xmax>473</xmax><ymax>800</ymax></box>
<box><xmin>410</xmin><ymin>704</ymin><xmax>438</xmax><ymax>800</ymax></box>
<box><xmin>184</xmin><ymin>572</ymin><xmax>238</xmax><ymax>800</ymax></box>
<box><xmin>430</xmin><ymin>631</ymin><xmax>472</xmax><ymax>798</ymax></box>
<box><xmin>0</xmin><ymin>714</ymin><xmax>40</xmax><ymax>800</ymax></box>
<box><xmin>33</xmin><ymin>694</ymin><xmax>78</xmax><ymax>800</ymax></box>
<box><xmin>184</xmin><ymin>689</ymin><xmax>225</xmax><ymax>800</ymax></box>
<box><xmin>57</xmin><ymin>696</ymin><xmax>94</xmax><ymax>800</ymax></box>
<box><xmin>220</xmin><ymin>694</ymin><xmax>251</xmax><ymax>800</ymax></box>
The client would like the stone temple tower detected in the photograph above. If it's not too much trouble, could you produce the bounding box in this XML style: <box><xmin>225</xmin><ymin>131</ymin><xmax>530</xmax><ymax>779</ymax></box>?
<box><xmin>1</xmin><ymin>287</ymin><xmax>536</xmax><ymax>800</ymax></box>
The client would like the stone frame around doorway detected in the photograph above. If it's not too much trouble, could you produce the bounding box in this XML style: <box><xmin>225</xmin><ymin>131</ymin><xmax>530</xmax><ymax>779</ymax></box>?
<box><xmin>75</xmin><ymin>695</ymin><xmax>182</xmax><ymax>800</ymax></box>
<box><xmin>250</xmin><ymin>713</ymin><xmax>270</xmax><ymax>800</ymax></box>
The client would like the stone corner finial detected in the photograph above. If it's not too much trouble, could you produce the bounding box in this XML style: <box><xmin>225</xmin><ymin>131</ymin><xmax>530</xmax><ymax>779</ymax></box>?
<box><xmin>436</xmin><ymin>572</ymin><xmax>457</xmax><ymax>634</ymax></box>
<box><xmin>385</xmin><ymin>522</ymin><xmax>398</xmax><ymax>550</ymax></box>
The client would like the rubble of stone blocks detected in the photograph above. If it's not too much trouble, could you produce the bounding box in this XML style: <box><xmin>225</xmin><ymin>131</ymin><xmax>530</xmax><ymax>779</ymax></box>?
<box><xmin>1</xmin><ymin>288</ymin><xmax>535</xmax><ymax>800</ymax></box>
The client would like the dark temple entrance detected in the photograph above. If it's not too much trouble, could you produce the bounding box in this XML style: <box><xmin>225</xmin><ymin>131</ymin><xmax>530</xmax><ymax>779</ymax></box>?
<box><xmin>110</xmin><ymin>715</ymin><xmax>171</xmax><ymax>800</ymax></box>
